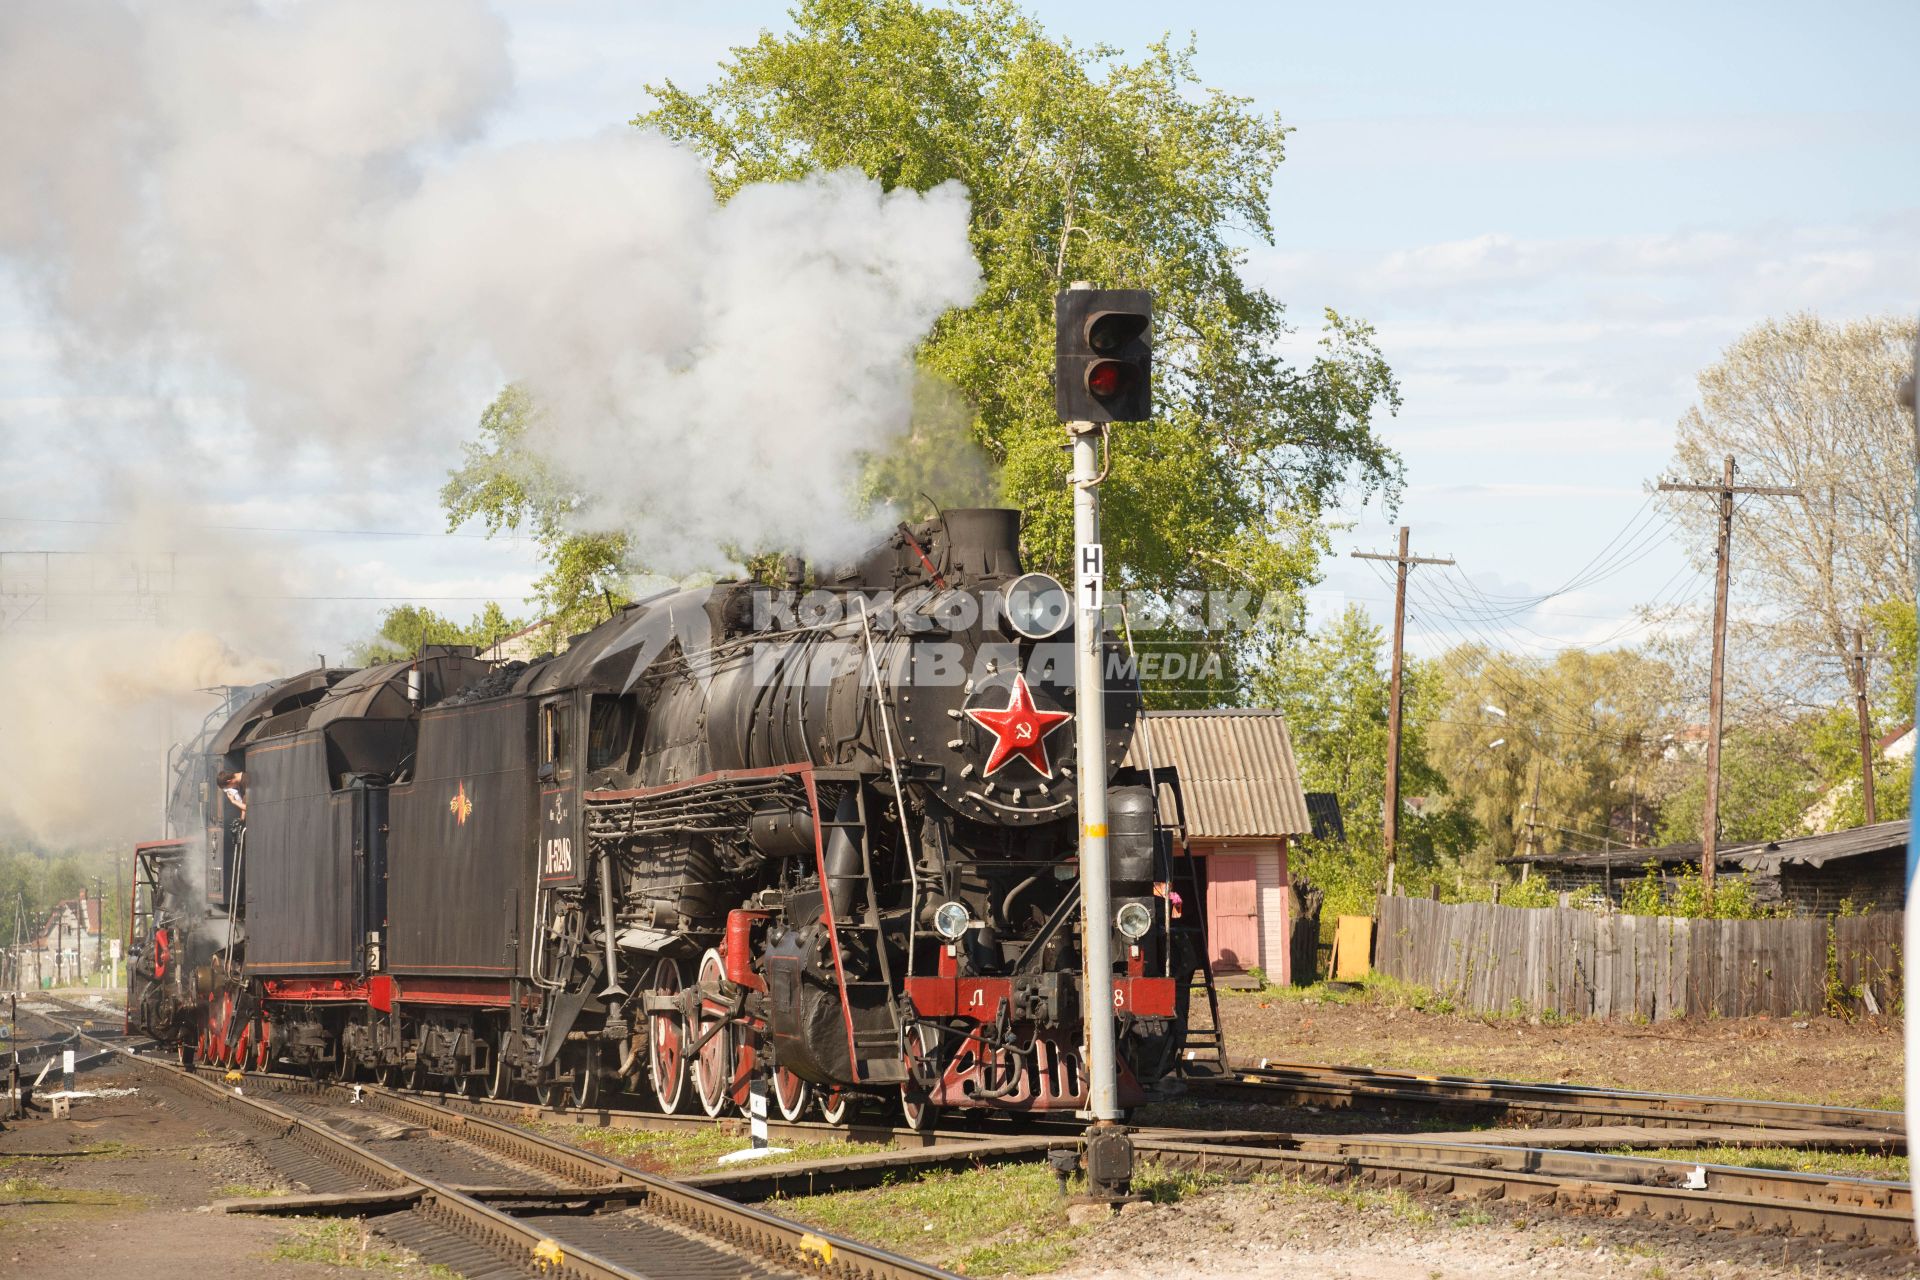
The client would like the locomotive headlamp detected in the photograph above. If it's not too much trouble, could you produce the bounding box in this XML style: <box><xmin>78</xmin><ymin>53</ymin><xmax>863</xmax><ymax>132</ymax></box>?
<box><xmin>933</xmin><ymin>900</ymin><xmax>972</xmax><ymax>940</ymax></box>
<box><xmin>1115</xmin><ymin>901</ymin><xmax>1153</xmax><ymax>940</ymax></box>
<box><xmin>1003</xmin><ymin>572</ymin><xmax>1070</xmax><ymax>640</ymax></box>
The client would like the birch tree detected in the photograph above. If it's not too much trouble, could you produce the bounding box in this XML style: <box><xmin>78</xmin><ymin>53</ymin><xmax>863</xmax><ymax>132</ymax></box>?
<box><xmin>1665</xmin><ymin>313</ymin><xmax>1918</xmax><ymax>692</ymax></box>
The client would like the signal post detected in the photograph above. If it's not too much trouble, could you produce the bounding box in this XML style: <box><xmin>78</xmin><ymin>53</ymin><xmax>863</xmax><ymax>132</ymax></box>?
<box><xmin>1056</xmin><ymin>282</ymin><xmax>1152</xmax><ymax>1201</ymax></box>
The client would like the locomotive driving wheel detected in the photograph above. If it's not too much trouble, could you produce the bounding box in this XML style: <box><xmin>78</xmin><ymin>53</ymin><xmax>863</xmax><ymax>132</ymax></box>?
<box><xmin>692</xmin><ymin>948</ymin><xmax>734</xmax><ymax>1119</ymax></box>
<box><xmin>569</xmin><ymin>1045</ymin><xmax>603</xmax><ymax>1109</ymax></box>
<box><xmin>899</xmin><ymin>1023</ymin><xmax>940</xmax><ymax>1132</ymax></box>
<box><xmin>488</xmin><ymin>1036</ymin><xmax>515</xmax><ymax>1100</ymax></box>
<box><xmin>213</xmin><ymin>991</ymin><xmax>239</xmax><ymax>1067</ymax></box>
<box><xmin>231</xmin><ymin>1010</ymin><xmax>251</xmax><ymax>1072</ymax></box>
<box><xmin>646</xmin><ymin>955</ymin><xmax>690</xmax><ymax>1114</ymax></box>
<box><xmin>817</xmin><ymin>1086</ymin><xmax>852</xmax><ymax>1125</ymax></box>
<box><xmin>771</xmin><ymin>1063</ymin><xmax>811</xmax><ymax>1123</ymax></box>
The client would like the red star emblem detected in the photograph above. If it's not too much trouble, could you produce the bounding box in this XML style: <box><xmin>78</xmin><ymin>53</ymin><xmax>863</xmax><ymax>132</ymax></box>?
<box><xmin>964</xmin><ymin>674</ymin><xmax>1073</xmax><ymax>778</ymax></box>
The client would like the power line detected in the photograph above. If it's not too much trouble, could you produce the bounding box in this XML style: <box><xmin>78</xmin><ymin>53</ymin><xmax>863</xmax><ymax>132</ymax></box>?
<box><xmin>0</xmin><ymin>514</ymin><xmax>528</xmax><ymax>543</ymax></box>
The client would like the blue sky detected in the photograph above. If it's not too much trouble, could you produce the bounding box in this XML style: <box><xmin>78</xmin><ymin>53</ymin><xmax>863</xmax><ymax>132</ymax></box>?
<box><xmin>6</xmin><ymin>0</ymin><xmax>1918</xmax><ymax>662</ymax></box>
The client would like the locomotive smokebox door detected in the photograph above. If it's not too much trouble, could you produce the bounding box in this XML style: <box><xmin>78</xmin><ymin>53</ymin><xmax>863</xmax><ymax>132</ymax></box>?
<box><xmin>537</xmin><ymin>696</ymin><xmax>585</xmax><ymax>888</ymax></box>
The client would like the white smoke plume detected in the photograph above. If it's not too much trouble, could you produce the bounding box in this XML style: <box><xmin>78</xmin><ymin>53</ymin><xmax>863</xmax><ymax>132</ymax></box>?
<box><xmin>0</xmin><ymin>1</ymin><xmax>983</xmax><ymax>850</ymax></box>
<box><xmin>0</xmin><ymin>0</ymin><xmax>983</xmax><ymax>572</ymax></box>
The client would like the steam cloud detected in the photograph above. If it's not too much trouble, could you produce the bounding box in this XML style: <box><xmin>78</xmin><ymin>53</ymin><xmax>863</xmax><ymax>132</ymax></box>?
<box><xmin>0</xmin><ymin>0</ymin><xmax>982</xmax><ymax>571</ymax></box>
<box><xmin>0</xmin><ymin>0</ymin><xmax>984</xmax><ymax>848</ymax></box>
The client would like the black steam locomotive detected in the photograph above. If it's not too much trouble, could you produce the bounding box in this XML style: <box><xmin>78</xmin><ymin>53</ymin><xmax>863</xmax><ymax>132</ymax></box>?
<box><xmin>127</xmin><ymin>509</ymin><xmax>1193</xmax><ymax>1125</ymax></box>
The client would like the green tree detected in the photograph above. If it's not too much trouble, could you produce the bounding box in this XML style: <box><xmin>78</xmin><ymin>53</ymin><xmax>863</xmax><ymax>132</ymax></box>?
<box><xmin>353</xmin><ymin>601</ymin><xmax>529</xmax><ymax>666</ymax></box>
<box><xmin>1425</xmin><ymin>644</ymin><xmax>1681</xmax><ymax>860</ymax></box>
<box><xmin>440</xmin><ymin>385</ymin><xmax>630</xmax><ymax>639</ymax></box>
<box><xmin>440</xmin><ymin>0</ymin><xmax>1402</xmax><ymax>694</ymax></box>
<box><xmin>1655</xmin><ymin>723</ymin><xmax>1821</xmax><ymax>846</ymax></box>
<box><xmin>1255</xmin><ymin>606</ymin><xmax>1472</xmax><ymax>919</ymax></box>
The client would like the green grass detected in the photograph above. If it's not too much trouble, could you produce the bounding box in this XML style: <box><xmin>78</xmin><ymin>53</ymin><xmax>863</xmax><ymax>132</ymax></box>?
<box><xmin>268</xmin><ymin>1219</ymin><xmax>458</xmax><ymax>1275</ymax></box>
<box><xmin>215</xmin><ymin>1182</ymin><xmax>289</xmax><ymax>1199</ymax></box>
<box><xmin>534</xmin><ymin>1122</ymin><xmax>891</xmax><ymax>1176</ymax></box>
<box><xmin>1610</xmin><ymin>1144</ymin><xmax>1908</xmax><ymax>1182</ymax></box>
<box><xmin>779</xmin><ymin>1163</ymin><xmax>1067</xmax><ymax>1275</ymax></box>
<box><xmin>772</xmin><ymin>1155</ymin><xmax>1225</xmax><ymax>1276</ymax></box>
<box><xmin>0</xmin><ymin>1174</ymin><xmax>143</xmax><ymax>1233</ymax></box>
<box><xmin>0</xmin><ymin>1175</ymin><xmax>136</xmax><ymax>1207</ymax></box>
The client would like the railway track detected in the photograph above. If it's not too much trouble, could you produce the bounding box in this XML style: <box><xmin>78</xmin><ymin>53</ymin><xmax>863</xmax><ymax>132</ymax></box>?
<box><xmin>1135</xmin><ymin>1130</ymin><xmax>1913</xmax><ymax>1248</ymax></box>
<box><xmin>1186</xmin><ymin>1059</ymin><xmax>1906</xmax><ymax>1139</ymax></box>
<box><xmin>18</xmin><ymin>999</ymin><xmax>1915</xmax><ymax>1258</ymax></box>
<box><xmin>16</xmin><ymin>1001</ymin><xmax>957</xmax><ymax>1280</ymax></box>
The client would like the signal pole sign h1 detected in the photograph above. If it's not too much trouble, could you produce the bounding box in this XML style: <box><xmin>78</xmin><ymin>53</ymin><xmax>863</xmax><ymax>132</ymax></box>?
<box><xmin>1057</xmin><ymin>282</ymin><xmax>1150</xmax><ymax>1201</ymax></box>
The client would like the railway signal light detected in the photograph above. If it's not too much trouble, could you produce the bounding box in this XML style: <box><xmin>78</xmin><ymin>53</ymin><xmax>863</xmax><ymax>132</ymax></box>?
<box><xmin>1055</xmin><ymin>287</ymin><xmax>1152</xmax><ymax>423</ymax></box>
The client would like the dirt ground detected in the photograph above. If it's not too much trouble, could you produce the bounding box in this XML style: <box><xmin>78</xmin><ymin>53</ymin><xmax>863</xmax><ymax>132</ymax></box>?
<box><xmin>1057</xmin><ymin>1171</ymin><xmax>1917</xmax><ymax>1280</ymax></box>
<box><xmin>1216</xmin><ymin>984</ymin><xmax>1904</xmax><ymax>1109</ymax></box>
<box><xmin>0</xmin><ymin>1056</ymin><xmax>423</xmax><ymax>1279</ymax></box>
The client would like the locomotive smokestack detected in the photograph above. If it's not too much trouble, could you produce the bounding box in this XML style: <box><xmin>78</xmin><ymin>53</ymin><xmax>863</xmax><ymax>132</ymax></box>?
<box><xmin>940</xmin><ymin>508</ymin><xmax>1022</xmax><ymax>580</ymax></box>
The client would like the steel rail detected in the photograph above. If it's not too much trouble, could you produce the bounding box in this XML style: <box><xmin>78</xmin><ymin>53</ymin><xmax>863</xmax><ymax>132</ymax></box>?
<box><xmin>24</xmin><ymin>1003</ymin><xmax>956</xmax><ymax>1280</ymax></box>
<box><xmin>1189</xmin><ymin>1060</ymin><xmax>1905</xmax><ymax>1138</ymax></box>
<box><xmin>1133</xmin><ymin>1135</ymin><xmax>1914</xmax><ymax>1247</ymax></box>
<box><xmin>233</xmin><ymin>1070</ymin><xmax>1068</xmax><ymax>1205</ymax></box>
<box><xmin>193</xmin><ymin>1067</ymin><xmax>960</xmax><ymax>1278</ymax></box>
<box><xmin>33</xmin><ymin>999</ymin><xmax>1911</xmax><ymax>1253</ymax></box>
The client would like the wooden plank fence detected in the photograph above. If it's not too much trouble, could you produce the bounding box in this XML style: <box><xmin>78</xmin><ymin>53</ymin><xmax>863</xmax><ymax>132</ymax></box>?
<box><xmin>1373</xmin><ymin>896</ymin><xmax>1901</xmax><ymax>1021</ymax></box>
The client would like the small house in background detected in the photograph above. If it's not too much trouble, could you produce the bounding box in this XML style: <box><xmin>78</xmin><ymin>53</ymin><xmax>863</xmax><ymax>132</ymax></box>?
<box><xmin>1125</xmin><ymin>709</ymin><xmax>1311</xmax><ymax>984</ymax></box>
<box><xmin>1501</xmin><ymin>819</ymin><xmax>1909</xmax><ymax>916</ymax></box>
<box><xmin>479</xmin><ymin>618</ymin><xmax>556</xmax><ymax>663</ymax></box>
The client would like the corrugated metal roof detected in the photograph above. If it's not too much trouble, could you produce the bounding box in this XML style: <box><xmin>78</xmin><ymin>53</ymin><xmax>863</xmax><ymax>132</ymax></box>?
<box><xmin>1500</xmin><ymin>819</ymin><xmax>1910</xmax><ymax>873</ymax></box>
<box><xmin>1124</xmin><ymin>709</ymin><xmax>1311</xmax><ymax>839</ymax></box>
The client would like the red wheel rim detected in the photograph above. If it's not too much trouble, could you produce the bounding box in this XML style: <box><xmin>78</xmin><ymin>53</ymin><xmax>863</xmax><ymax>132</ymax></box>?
<box><xmin>694</xmin><ymin>951</ymin><xmax>731</xmax><ymax>1116</ymax></box>
<box><xmin>730</xmin><ymin>1028</ymin><xmax>756</xmax><ymax>1113</ymax></box>
<box><xmin>648</xmin><ymin>957</ymin><xmax>687</xmax><ymax>1113</ymax></box>
<box><xmin>255</xmin><ymin>1016</ymin><xmax>271</xmax><ymax>1072</ymax></box>
<box><xmin>773</xmin><ymin>1065</ymin><xmax>809</xmax><ymax>1121</ymax></box>
<box><xmin>223</xmin><ymin>995</ymin><xmax>241</xmax><ymax>1067</ymax></box>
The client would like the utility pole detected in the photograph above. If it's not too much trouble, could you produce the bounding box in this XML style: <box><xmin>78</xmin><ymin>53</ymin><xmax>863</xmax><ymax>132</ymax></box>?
<box><xmin>1522</xmin><ymin>759</ymin><xmax>1544</xmax><ymax>859</ymax></box>
<box><xmin>1351</xmin><ymin>528</ymin><xmax>1453</xmax><ymax>895</ymax></box>
<box><xmin>1822</xmin><ymin>625</ymin><xmax>1888</xmax><ymax>825</ymax></box>
<box><xmin>1660</xmin><ymin>455</ymin><xmax>1801</xmax><ymax>900</ymax></box>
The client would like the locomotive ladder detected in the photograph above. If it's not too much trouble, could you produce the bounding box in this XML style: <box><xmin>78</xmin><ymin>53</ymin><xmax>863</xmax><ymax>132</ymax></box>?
<box><xmin>815</xmin><ymin>771</ymin><xmax>909</xmax><ymax>1083</ymax></box>
<box><xmin>1156</xmin><ymin>771</ymin><xmax>1228</xmax><ymax>1069</ymax></box>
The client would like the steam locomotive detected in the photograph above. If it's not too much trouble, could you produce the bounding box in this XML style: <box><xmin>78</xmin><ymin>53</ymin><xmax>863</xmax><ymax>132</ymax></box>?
<box><xmin>127</xmin><ymin>508</ymin><xmax>1195</xmax><ymax>1125</ymax></box>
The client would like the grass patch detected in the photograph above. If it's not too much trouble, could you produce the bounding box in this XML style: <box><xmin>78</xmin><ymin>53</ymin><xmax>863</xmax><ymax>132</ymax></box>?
<box><xmin>776</xmin><ymin>1161</ymin><xmax>1095</xmax><ymax>1276</ymax></box>
<box><xmin>268</xmin><ymin>1219</ymin><xmax>456</xmax><ymax>1274</ymax></box>
<box><xmin>1610</xmin><ymin>1144</ymin><xmax>1908</xmax><ymax>1182</ymax></box>
<box><xmin>535</xmin><ymin>1122</ymin><xmax>890</xmax><ymax>1176</ymax></box>
<box><xmin>215</xmin><ymin>1182</ymin><xmax>289</xmax><ymax>1199</ymax></box>
<box><xmin>0</xmin><ymin>1175</ymin><xmax>137</xmax><ymax>1207</ymax></box>
<box><xmin>0</xmin><ymin>1174</ymin><xmax>143</xmax><ymax>1232</ymax></box>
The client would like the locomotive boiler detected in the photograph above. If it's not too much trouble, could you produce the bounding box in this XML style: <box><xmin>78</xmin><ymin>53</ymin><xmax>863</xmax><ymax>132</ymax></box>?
<box><xmin>128</xmin><ymin>508</ymin><xmax>1196</xmax><ymax>1126</ymax></box>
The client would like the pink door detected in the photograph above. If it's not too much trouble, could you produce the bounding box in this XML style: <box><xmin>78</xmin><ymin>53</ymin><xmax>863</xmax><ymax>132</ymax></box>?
<box><xmin>1206</xmin><ymin>853</ymin><xmax>1259</xmax><ymax>973</ymax></box>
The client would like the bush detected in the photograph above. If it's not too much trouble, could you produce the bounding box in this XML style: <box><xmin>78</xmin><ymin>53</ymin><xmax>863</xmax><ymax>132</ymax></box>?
<box><xmin>1616</xmin><ymin>861</ymin><xmax>1787</xmax><ymax>919</ymax></box>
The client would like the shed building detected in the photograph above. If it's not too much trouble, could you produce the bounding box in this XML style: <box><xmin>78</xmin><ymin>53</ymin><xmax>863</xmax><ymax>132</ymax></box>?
<box><xmin>1501</xmin><ymin>819</ymin><xmax>1909</xmax><ymax>917</ymax></box>
<box><xmin>1126</xmin><ymin>709</ymin><xmax>1311</xmax><ymax>984</ymax></box>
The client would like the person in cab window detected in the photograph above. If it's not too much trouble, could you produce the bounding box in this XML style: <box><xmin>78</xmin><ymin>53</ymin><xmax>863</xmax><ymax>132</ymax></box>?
<box><xmin>218</xmin><ymin>770</ymin><xmax>247</xmax><ymax>817</ymax></box>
